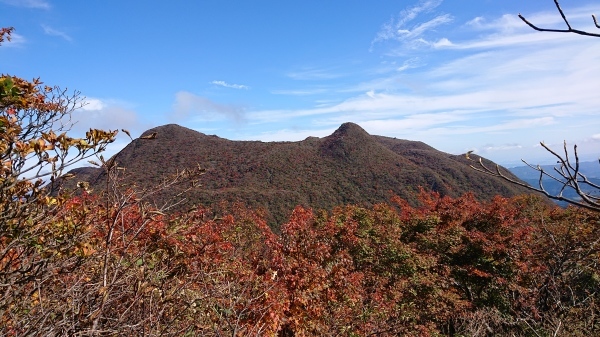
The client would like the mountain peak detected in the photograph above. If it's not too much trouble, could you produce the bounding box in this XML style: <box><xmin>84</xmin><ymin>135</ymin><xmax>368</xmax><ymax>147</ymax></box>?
<box><xmin>140</xmin><ymin>124</ymin><xmax>203</xmax><ymax>140</ymax></box>
<box><xmin>320</xmin><ymin>122</ymin><xmax>378</xmax><ymax>161</ymax></box>
<box><xmin>331</xmin><ymin>122</ymin><xmax>370</xmax><ymax>138</ymax></box>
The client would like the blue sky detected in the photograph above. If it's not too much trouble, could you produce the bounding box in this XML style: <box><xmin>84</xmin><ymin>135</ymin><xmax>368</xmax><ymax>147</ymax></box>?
<box><xmin>2</xmin><ymin>0</ymin><xmax>600</xmax><ymax>166</ymax></box>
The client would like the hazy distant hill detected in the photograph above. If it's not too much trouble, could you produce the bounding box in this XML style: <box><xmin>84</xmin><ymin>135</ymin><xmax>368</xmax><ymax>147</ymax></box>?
<box><xmin>60</xmin><ymin>122</ymin><xmax>535</xmax><ymax>228</ymax></box>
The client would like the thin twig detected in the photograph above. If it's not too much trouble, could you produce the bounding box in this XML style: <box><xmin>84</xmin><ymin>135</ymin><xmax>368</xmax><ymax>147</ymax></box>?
<box><xmin>518</xmin><ymin>0</ymin><xmax>600</xmax><ymax>37</ymax></box>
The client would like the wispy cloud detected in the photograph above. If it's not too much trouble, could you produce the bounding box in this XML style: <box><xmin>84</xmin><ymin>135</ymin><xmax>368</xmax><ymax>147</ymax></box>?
<box><xmin>467</xmin><ymin>14</ymin><xmax>529</xmax><ymax>32</ymax></box>
<box><xmin>470</xmin><ymin>5</ymin><xmax>600</xmax><ymax>33</ymax></box>
<box><xmin>372</xmin><ymin>0</ymin><xmax>450</xmax><ymax>49</ymax></box>
<box><xmin>0</xmin><ymin>0</ymin><xmax>50</xmax><ymax>9</ymax></box>
<box><xmin>211</xmin><ymin>80</ymin><xmax>249</xmax><ymax>90</ymax></box>
<box><xmin>42</xmin><ymin>24</ymin><xmax>72</xmax><ymax>42</ymax></box>
<box><xmin>437</xmin><ymin>6</ymin><xmax>600</xmax><ymax>51</ymax></box>
<box><xmin>270</xmin><ymin>87</ymin><xmax>329</xmax><ymax>96</ymax></box>
<box><xmin>396</xmin><ymin>57</ymin><xmax>422</xmax><ymax>72</ymax></box>
<box><xmin>286</xmin><ymin>66</ymin><xmax>343</xmax><ymax>80</ymax></box>
<box><xmin>398</xmin><ymin>14</ymin><xmax>453</xmax><ymax>40</ymax></box>
<box><xmin>82</xmin><ymin>98</ymin><xmax>105</xmax><ymax>111</ymax></box>
<box><xmin>373</xmin><ymin>0</ymin><xmax>442</xmax><ymax>42</ymax></box>
<box><xmin>171</xmin><ymin>91</ymin><xmax>245</xmax><ymax>124</ymax></box>
<box><xmin>477</xmin><ymin>143</ymin><xmax>523</xmax><ymax>154</ymax></box>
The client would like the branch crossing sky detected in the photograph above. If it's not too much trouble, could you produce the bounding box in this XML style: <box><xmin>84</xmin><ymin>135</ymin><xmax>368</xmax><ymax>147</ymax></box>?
<box><xmin>2</xmin><ymin>0</ymin><xmax>600</xmax><ymax>166</ymax></box>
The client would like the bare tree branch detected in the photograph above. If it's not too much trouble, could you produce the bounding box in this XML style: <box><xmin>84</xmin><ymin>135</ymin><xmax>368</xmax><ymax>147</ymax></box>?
<box><xmin>469</xmin><ymin>141</ymin><xmax>600</xmax><ymax>212</ymax></box>
<box><xmin>519</xmin><ymin>0</ymin><xmax>600</xmax><ymax>37</ymax></box>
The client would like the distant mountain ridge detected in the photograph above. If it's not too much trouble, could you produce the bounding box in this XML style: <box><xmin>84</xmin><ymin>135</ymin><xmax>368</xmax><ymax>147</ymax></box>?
<box><xmin>62</xmin><ymin>122</ymin><xmax>535</xmax><ymax>228</ymax></box>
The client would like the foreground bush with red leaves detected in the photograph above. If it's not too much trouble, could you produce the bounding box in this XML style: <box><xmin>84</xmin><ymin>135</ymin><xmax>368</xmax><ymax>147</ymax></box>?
<box><xmin>2</xmin><ymin>188</ymin><xmax>598</xmax><ymax>336</ymax></box>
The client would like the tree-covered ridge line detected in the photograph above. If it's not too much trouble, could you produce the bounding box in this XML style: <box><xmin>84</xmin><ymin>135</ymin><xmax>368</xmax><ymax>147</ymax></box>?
<box><xmin>55</xmin><ymin>122</ymin><xmax>534</xmax><ymax>229</ymax></box>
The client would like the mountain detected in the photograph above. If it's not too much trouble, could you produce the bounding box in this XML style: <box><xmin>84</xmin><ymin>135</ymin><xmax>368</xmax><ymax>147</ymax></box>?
<box><xmin>60</xmin><ymin>122</ymin><xmax>534</xmax><ymax>228</ymax></box>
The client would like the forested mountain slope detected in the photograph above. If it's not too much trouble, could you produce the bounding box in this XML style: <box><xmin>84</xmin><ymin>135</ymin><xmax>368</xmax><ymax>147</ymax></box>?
<box><xmin>63</xmin><ymin>122</ymin><xmax>533</xmax><ymax>226</ymax></box>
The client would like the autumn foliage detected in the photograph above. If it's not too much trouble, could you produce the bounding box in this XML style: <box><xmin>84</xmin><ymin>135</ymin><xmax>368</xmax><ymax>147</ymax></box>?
<box><xmin>3</xmin><ymin>182</ymin><xmax>599</xmax><ymax>336</ymax></box>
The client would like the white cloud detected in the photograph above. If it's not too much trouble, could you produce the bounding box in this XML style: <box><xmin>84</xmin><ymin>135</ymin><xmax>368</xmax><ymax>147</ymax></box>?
<box><xmin>211</xmin><ymin>80</ymin><xmax>249</xmax><ymax>90</ymax></box>
<box><xmin>357</xmin><ymin>113</ymin><xmax>466</xmax><ymax>133</ymax></box>
<box><xmin>482</xmin><ymin>144</ymin><xmax>523</xmax><ymax>151</ymax></box>
<box><xmin>286</xmin><ymin>66</ymin><xmax>343</xmax><ymax>80</ymax></box>
<box><xmin>0</xmin><ymin>0</ymin><xmax>50</xmax><ymax>9</ymax></box>
<box><xmin>450</xmin><ymin>6</ymin><xmax>600</xmax><ymax>51</ymax></box>
<box><xmin>438</xmin><ymin>30</ymin><xmax>573</xmax><ymax>50</ymax></box>
<box><xmin>171</xmin><ymin>91</ymin><xmax>245</xmax><ymax>124</ymax></box>
<box><xmin>66</xmin><ymin>98</ymin><xmax>147</xmax><ymax>164</ymax></box>
<box><xmin>373</xmin><ymin>0</ymin><xmax>443</xmax><ymax>43</ymax></box>
<box><xmin>432</xmin><ymin>37</ymin><xmax>453</xmax><ymax>48</ymax></box>
<box><xmin>41</xmin><ymin>25</ymin><xmax>72</xmax><ymax>42</ymax></box>
<box><xmin>466</xmin><ymin>14</ymin><xmax>526</xmax><ymax>32</ymax></box>
<box><xmin>372</xmin><ymin>0</ymin><xmax>452</xmax><ymax>51</ymax></box>
<box><xmin>72</xmin><ymin>100</ymin><xmax>140</xmax><ymax>133</ymax></box>
<box><xmin>396</xmin><ymin>0</ymin><xmax>442</xmax><ymax>26</ymax></box>
<box><xmin>396</xmin><ymin>57</ymin><xmax>422</xmax><ymax>71</ymax></box>
<box><xmin>82</xmin><ymin>98</ymin><xmax>105</xmax><ymax>111</ymax></box>
<box><xmin>270</xmin><ymin>88</ymin><xmax>328</xmax><ymax>96</ymax></box>
<box><xmin>401</xmin><ymin>14</ymin><xmax>453</xmax><ymax>40</ymax></box>
<box><xmin>434</xmin><ymin>117</ymin><xmax>556</xmax><ymax>136</ymax></box>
